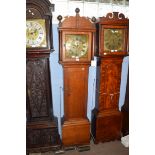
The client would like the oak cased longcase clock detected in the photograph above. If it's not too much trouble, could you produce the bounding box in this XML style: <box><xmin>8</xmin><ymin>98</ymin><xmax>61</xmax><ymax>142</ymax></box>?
<box><xmin>57</xmin><ymin>8</ymin><xmax>96</xmax><ymax>147</ymax></box>
<box><xmin>26</xmin><ymin>0</ymin><xmax>60</xmax><ymax>153</ymax></box>
<box><xmin>91</xmin><ymin>12</ymin><xmax>129</xmax><ymax>143</ymax></box>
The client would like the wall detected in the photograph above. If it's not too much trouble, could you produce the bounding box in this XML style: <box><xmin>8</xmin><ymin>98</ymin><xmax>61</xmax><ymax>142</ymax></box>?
<box><xmin>50</xmin><ymin>24</ymin><xmax>129</xmax><ymax>137</ymax></box>
<box><xmin>51</xmin><ymin>0</ymin><xmax>129</xmax><ymax>24</ymax></box>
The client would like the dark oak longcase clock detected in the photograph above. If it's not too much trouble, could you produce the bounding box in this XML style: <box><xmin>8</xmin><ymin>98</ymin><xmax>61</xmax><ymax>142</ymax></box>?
<box><xmin>57</xmin><ymin>8</ymin><xmax>96</xmax><ymax>147</ymax></box>
<box><xmin>26</xmin><ymin>0</ymin><xmax>60</xmax><ymax>153</ymax></box>
<box><xmin>91</xmin><ymin>12</ymin><xmax>129</xmax><ymax>143</ymax></box>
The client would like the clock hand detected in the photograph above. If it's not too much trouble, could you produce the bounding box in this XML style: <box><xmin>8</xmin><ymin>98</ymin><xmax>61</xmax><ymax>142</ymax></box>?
<box><xmin>34</xmin><ymin>29</ymin><xmax>37</xmax><ymax>34</ymax></box>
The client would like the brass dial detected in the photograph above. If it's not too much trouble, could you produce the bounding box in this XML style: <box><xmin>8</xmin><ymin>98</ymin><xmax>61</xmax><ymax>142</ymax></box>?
<box><xmin>104</xmin><ymin>29</ymin><xmax>124</xmax><ymax>52</ymax></box>
<box><xmin>64</xmin><ymin>34</ymin><xmax>88</xmax><ymax>59</ymax></box>
<box><xmin>26</xmin><ymin>19</ymin><xmax>47</xmax><ymax>48</ymax></box>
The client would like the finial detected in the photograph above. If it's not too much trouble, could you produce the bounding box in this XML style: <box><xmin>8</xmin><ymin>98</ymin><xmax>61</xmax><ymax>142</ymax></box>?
<box><xmin>57</xmin><ymin>15</ymin><xmax>63</xmax><ymax>23</ymax></box>
<box><xmin>75</xmin><ymin>8</ymin><xmax>80</xmax><ymax>14</ymax></box>
<box><xmin>91</xmin><ymin>16</ymin><xmax>96</xmax><ymax>23</ymax></box>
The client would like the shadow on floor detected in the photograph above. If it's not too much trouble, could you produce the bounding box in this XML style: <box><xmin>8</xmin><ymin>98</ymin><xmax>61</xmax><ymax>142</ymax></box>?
<box><xmin>30</xmin><ymin>140</ymin><xmax>129</xmax><ymax>155</ymax></box>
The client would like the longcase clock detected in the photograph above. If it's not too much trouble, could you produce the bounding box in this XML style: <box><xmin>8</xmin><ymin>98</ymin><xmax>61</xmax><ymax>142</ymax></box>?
<box><xmin>91</xmin><ymin>12</ymin><xmax>129</xmax><ymax>143</ymax></box>
<box><xmin>26</xmin><ymin>0</ymin><xmax>60</xmax><ymax>153</ymax></box>
<box><xmin>57</xmin><ymin>8</ymin><xmax>96</xmax><ymax>147</ymax></box>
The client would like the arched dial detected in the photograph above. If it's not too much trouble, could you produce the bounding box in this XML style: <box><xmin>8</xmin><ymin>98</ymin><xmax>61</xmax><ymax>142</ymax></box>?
<box><xmin>26</xmin><ymin>19</ymin><xmax>47</xmax><ymax>48</ymax></box>
<box><xmin>104</xmin><ymin>29</ymin><xmax>125</xmax><ymax>52</ymax></box>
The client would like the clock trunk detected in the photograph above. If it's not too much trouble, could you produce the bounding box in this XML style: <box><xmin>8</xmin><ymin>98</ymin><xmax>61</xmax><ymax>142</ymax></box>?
<box><xmin>62</xmin><ymin>64</ymin><xmax>90</xmax><ymax>146</ymax></box>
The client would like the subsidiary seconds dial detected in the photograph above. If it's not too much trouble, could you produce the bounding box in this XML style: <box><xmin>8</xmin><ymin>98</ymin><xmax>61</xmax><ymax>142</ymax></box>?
<box><xmin>26</xmin><ymin>19</ymin><xmax>47</xmax><ymax>48</ymax></box>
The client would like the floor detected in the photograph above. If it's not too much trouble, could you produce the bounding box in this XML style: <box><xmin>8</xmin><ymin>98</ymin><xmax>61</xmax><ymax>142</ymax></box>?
<box><xmin>29</xmin><ymin>140</ymin><xmax>129</xmax><ymax>155</ymax></box>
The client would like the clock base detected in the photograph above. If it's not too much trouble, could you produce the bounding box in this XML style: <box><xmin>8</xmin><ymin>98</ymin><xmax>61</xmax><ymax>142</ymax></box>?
<box><xmin>91</xmin><ymin>110</ymin><xmax>122</xmax><ymax>144</ymax></box>
<box><xmin>62</xmin><ymin>119</ymin><xmax>90</xmax><ymax>147</ymax></box>
<box><xmin>26</xmin><ymin>120</ymin><xmax>61</xmax><ymax>153</ymax></box>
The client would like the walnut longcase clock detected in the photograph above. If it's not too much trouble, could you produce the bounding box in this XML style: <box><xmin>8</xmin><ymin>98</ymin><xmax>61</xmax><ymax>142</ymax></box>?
<box><xmin>91</xmin><ymin>12</ymin><xmax>129</xmax><ymax>143</ymax></box>
<box><xmin>57</xmin><ymin>8</ymin><xmax>96</xmax><ymax>147</ymax></box>
<box><xmin>26</xmin><ymin>0</ymin><xmax>60</xmax><ymax>153</ymax></box>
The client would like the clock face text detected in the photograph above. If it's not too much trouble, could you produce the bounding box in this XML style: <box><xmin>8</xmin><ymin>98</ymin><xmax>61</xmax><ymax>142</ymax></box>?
<box><xmin>26</xmin><ymin>19</ymin><xmax>47</xmax><ymax>48</ymax></box>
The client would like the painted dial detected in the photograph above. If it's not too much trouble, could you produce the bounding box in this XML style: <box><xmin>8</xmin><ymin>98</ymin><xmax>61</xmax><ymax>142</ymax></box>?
<box><xmin>26</xmin><ymin>19</ymin><xmax>47</xmax><ymax>48</ymax></box>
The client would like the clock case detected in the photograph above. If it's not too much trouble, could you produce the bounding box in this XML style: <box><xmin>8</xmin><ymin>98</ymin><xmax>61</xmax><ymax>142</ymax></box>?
<box><xmin>26</xmin><ymin>0</ymin><xmax>61</xmax><ymax>153</ymax></box>
<box><xmin>91</xmin><ymin>12</ymin><xmax>129</xmax><ymax>143</ymax></box>
<box><xmin>96</xmin><ymin>12</ymin><xmax>129</xmax><ymax>56</ymax></box>
<box><xmin>57</xmin><ymin>9</ymin><xmax>96</xmax><ymax>147</ymax></box>
<box><xmin>58</xmin><ymin>10</ymin><xmax>96</xmax><ymax>64</ymax></box>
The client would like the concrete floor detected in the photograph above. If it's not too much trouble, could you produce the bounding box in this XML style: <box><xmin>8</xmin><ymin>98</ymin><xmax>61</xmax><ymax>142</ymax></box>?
<box><xmin>29</xmin><ymin>140</ymin><xmax>129</xmax><ymax>155</ymax></box>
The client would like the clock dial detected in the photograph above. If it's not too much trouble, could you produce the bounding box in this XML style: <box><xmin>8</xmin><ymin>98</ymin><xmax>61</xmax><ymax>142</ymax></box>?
<box><xmin>104</xmin><ymin>29</ymin><xmax>125</xmax><ymax>52</ymax></box>
<box><xmin>26</xmin><ymin>19</ymin><xmax>47</xmax><ymax>48</ymax></box>
<box><xmin>64</xmin><ymin>34</ymin><xmax>88</xmax><ymax>59</ymax></box>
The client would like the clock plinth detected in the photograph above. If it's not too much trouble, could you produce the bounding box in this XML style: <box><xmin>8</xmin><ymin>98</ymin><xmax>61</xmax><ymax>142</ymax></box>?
<box><xmin>26</xmin><ymin>121</ymin><xmax>61</xmax><ymax>153</ymax></box>
<box><xmin>62</xmin><ymin>119</ymin><xmax>90</xmax><ymax>146</ymax></box>
<box><xmin>92</xmin><ymin>110</ymin><xmax>122</xmax><ymax>143</ymax></box>
<box><xmin>58</xmin><ymin>9</ymin><xmax>96</xmax><ymax>147</ymax></box>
